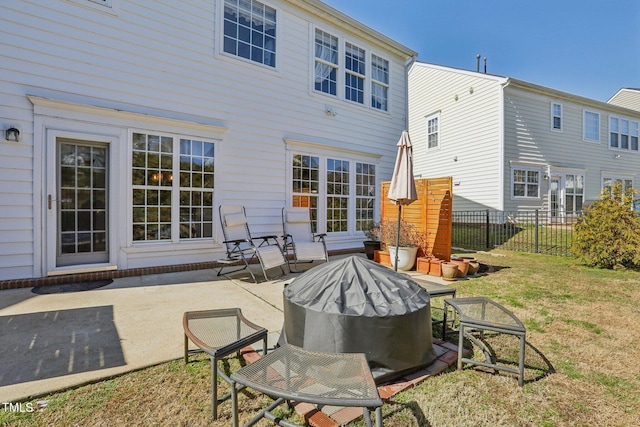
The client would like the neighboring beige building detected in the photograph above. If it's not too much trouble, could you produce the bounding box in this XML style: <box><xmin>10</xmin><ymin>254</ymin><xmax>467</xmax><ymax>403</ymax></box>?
<box><xmin>409</xmin><ymin>62</ymin><xmax>640</xmax><ymax>218</ymax></box>
<box><xmin>608</xmin><ymin>88</ymin><xmax>640</xmax><ymax>112</ymax></box>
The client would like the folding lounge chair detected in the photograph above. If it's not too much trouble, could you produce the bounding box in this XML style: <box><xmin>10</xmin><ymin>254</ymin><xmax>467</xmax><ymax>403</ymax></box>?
<box><xmin>281</xmin><ymin>207</ymin><xmax>328</xmax><ymax>271</ymax></box>
<box><xmin>218</xmin><ymin>205</ymin><xmax>287</xmax><ymax>283</ymax></box>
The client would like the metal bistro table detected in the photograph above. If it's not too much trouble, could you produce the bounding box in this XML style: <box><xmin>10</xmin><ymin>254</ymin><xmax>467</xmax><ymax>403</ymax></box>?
<box><xmin>444</xmin><ymin>297</ymin><xmax>526</xmax><ymax>386</ymax></box>
<box><xmin>183</xmin><ymin>308</ymin><xmax>268</xmax><ymax>419</ymax></box>
<box><xmin>230</xmin><ymin>344</ymin><xmax>383</xmax><ymax>427</ymax></box>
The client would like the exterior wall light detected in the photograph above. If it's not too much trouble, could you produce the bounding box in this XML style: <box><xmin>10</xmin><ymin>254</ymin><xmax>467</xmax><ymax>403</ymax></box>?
<box><xmin>5</xmin><ymin>126</ymin><xmax>20</xmax><ymax>142</ymax></box>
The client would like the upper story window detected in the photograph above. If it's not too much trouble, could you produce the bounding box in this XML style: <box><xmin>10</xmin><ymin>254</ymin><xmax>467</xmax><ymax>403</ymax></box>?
<box><xmin>426</xmin><ymin>113</ymin><xmax>439</xmax><ymax>149</ymax></box>
<box><xmin>223</xmin><ymin>0</ymin><xmax>276</xmax><ymax>67</ymax></box>
<box><xmin>512</xmin><ymin>168</ymin><xmax>540</xmax><ymax>199</ymax></box>
<box><xmin>551</xmin><ymin>103</ymin><xmax>562</xmax><ymax>131</ymax></box>
<box><xmin>583</xmin><ymin>110</ymin><xmax>600</xmax><ymax>142</ymax></box>
<box><xmin>610</xmin><ymin>116</ymin><xmax>639</xmax><ymax>151</ymax></box>
<box><xmin>345</xmin><ymin>42</ymin><xmax>366</xmax><ymax>104</ymax></box>
<box><xmin>371</xmin><ymin>55</ymin><xmax>389</xmax><ymax>111</ymax></box>
<box><xmin>314</xmin><ymin>29</ymin><xmax>338</xmax><ymax>95</ymax></box>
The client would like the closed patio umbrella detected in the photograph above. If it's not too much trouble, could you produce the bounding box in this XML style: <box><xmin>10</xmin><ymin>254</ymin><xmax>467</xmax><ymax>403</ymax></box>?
<box><xmin>387</xmin><ymin>131</ymin><xmax>418</xmax><ymax>271</ymax></box>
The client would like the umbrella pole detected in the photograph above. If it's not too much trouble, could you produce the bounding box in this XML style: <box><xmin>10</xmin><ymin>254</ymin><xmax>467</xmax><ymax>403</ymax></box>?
<box><xmin>394</xmin><ymin>205</ymin><xmax>401</xmax><ymax>271</ymax></box>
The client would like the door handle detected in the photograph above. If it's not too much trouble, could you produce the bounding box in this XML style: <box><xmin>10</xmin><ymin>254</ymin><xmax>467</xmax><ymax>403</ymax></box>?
<box><xmin>48</xmin><ymin>194</ymin><xmax>56</xmax><ymax>209</ymax></box>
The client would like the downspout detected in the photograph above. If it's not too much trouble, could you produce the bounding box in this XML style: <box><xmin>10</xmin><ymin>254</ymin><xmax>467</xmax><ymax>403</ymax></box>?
<box><xmin>498</xmin><ymin>78</ymin><xmax>510</xmax><ymax>212</ymax></box>
<box><xmin>405</xmin><ymin>55</ymin><xmax>418</xmax><ymax>130</ymax></box>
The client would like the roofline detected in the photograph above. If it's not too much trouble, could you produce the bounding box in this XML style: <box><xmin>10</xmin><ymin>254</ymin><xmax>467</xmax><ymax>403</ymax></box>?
<box><xmin>288</xmin><ymin>0</ymin><xmax>418</xmax><ymax>59</ymax></box>
<box><xmin>506</xmin><ymin>79</ymin><xmax>640</xmax><ymax>117</ymax></box>
<box><xmin>411</xmin><ymin>62</ymin><xmax>640</xmax><ymax>117</ymax></box>
<box><xmin>410</xmin><ymin>61</ymin><xmax>508</xmax><ymax>84</ymax></box>
<box><xmin>607</xmin><ymin>87</ymin><xmax>640</xmax><ymax>104</ymax></box>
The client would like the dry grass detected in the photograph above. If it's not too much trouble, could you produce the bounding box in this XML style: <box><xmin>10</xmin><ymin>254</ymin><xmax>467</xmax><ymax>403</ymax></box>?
<box><xmin>2</xmin><ymin>250</ymin><xmax>640</xmax><ymax>426</ymax></box>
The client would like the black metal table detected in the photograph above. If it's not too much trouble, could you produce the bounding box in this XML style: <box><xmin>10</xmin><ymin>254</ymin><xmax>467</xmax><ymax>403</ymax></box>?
<box><xmin>444</xmin><ymin>297</ymin><xmax>526</xmax><ymax>386</ymax></box>
<box><xmin>183</xmin><ymin>308</ymin><xmax>268</xmax><ymax>419</ymax></box>
<box><xmin>230</xmin><ymin>344</ymin><xmax>383</xmax><ymax>427</ymax></box>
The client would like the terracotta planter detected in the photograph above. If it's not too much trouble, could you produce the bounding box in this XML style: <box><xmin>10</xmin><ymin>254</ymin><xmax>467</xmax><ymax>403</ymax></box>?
<box><xmin>428</xmin><ymin>259</ymin><xmax>442</xmax><ymax>277</ymax></box>
<box><xmin>450</xmin><ymin>257</ymin><xmax>470</xmax><ymax>278</ymax></box>
<box><xmin>441</xmin><ymin>262</ymin><xmax>458</xmax><ymax>281</ymax></box>
<box><xmin>416</xmin><ymin>257</ymin><xmax>430</xmax><ymax>274</ymax></box>
<box><xmin>467</xmin><ymin>261</ymin><xmax>480</xmax><ymax>275</ymax></box>
<box><xmin>374</xmin><ymin>250</ymin><xmax>391</xmax><ymax>266</ymax></box>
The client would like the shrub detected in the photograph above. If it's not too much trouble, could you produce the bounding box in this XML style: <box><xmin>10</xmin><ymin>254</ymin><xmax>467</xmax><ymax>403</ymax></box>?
<box><xmin>572</xmin><ymin>182</ymin><xmax>640</xmax><ymax>269</ymax></box>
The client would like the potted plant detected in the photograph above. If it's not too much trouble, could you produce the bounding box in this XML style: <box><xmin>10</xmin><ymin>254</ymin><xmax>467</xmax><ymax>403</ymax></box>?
<box><xmin>362</xmin><ymin>222</ymin><xmax>381</xmax><ymax>260</ymax></box>
<box><xmin>416</xmin><ymin>231</ymin><xmax>432</xmax><ymax>274</ymax></box>
<box><xmin>373</xmin><ymin>219</ymin><xmax>420</xmax><ymax>270</ymax></box>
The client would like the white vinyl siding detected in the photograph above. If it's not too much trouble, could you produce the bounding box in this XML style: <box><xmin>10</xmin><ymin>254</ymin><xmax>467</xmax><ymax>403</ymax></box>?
<box><xmin>1</xmin><ymin>1</ymin><xmax>413</xmax><ymax>279</ymax></box>
<box><xmin>583</xmin><ymin>110</ymin><xmax>600</xmax><ymax>142</ymax></box>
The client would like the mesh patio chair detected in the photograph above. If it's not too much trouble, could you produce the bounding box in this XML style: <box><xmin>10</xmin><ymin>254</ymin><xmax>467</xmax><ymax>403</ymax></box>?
<box><xmin>218</xmin><ymin>205</ymin><xmax>288</xmax><ymax>283</ymax></box>
<box><xmin>281</xmin><ymin>207</ymin><xmax>328</xmax><ymax>271</ymax></box>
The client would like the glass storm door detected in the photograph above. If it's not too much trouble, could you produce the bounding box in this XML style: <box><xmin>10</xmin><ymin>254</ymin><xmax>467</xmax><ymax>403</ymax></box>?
<box><xmin>56</xmin><ymin>140</ymin><xmax>109</xmax><ymax>267</ymax></box>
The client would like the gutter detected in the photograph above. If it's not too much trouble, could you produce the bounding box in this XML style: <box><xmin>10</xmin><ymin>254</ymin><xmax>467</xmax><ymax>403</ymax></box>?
<box><xmin>405</xmin><ymin>55</ymin><xmax>418</xmax><ymax>130</ymax></box>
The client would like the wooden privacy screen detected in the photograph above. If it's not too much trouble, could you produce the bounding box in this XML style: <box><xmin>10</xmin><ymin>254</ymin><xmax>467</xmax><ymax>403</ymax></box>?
<box><xmin>381</xmin><ymin>177</ymin><xmax>453</xmax><ymax>262</ymax></box>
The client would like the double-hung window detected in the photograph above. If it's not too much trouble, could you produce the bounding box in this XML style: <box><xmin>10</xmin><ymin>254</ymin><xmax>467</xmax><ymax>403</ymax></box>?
<box><xmin>512</xmin><ymin>168</ymin><xmax>540</xmax><ymax>198</ymax></box>
<box><xmin>610</xmin><ymin>116</ymin><xmax>639</xmax><ymax>151</ymax></box>
<box><xmin>371</xmin><ymin>55</ymin><xmax>389</xmax><ymax>111</ymax></box>
<box><xmin>291</xmin><ymin>153</ymin><xmax>376</xmax><ymax>234</ymax></box>
<box><xmin>223</xmin><ymin>0</ymin><xmax>276</xmax><ymax>67</ymax></box>
<box><xmin>551</xmin><ymin>103</ymin><xmax>562</xmax><ymax>131</ymax></box>
<box><xmin>583</xmin><ymin>110</ymin><xmax>600</xmax><ymax>142</ymax></box>
<box><xmin>314</xmin><ymin>29</ymin><xmax>338</xmax><ymax>95</ymax></box>
<box><xmin>345</xmin><ymin>42</ymin><xmax>365</xmax><ymax>104</ymax></box>
<box><xmin>427</xmin><ymin>113</ymin><xmax>440</xmax><ymax>149</ymax></box>
<box><xmin>565</xmin><ymin>174</ymin><xmax>584</xmax><ymax>214</ymax></box>
<box><xmin>132</xmin><ymin>133</ymin><xmax>215</xmax><ymax>242</ymax></box>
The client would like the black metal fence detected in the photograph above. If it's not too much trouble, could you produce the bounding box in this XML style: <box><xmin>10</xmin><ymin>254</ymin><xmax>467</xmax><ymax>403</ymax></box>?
<box><xmin>452</xmin><ymin>210</ymin><xmax>579</xmax><ymax>256</ymax></box>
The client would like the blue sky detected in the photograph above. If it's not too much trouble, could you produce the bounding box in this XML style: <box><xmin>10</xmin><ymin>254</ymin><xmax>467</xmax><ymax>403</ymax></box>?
<box><xmin>322</xmin><ymin>0</ymin><xmax>640</xmax><ymax>102</ymax></box>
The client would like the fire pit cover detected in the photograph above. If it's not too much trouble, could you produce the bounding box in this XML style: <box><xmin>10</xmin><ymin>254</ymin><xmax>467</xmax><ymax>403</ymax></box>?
<box><xmin>278</xmin><ymin>256</ymin><xmax>438</xmax><ymax>382</ymax></box>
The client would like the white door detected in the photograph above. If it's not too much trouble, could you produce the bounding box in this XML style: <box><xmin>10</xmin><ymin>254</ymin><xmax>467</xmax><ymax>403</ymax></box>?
<box><xmin>52</xmin><ymin>139</ymin><xmax>109</xmax><ymax>267</ymax></box>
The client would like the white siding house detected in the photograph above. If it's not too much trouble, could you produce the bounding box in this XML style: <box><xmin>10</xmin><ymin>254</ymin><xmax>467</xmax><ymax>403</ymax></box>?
<box><xmin>409</xmin><ymin>62</ymin><xmax>640</xmax><ymax>218</ymax></box>
<box><xmin>0</xmin><ymin>0</ymin><xmax>416</xmax><ymax>281</ymax></box>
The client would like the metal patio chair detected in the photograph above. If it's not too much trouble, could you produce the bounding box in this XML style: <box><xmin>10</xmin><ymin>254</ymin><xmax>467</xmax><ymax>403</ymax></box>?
<box><xmin>218</xmin><ymin>205</ymin><xmax>288</xmax><ymax>283</ymax></box>
<box><xmin>281</xmin><ymin>207</ymin><xmax>328</xmax><ymax>271</ymax></box>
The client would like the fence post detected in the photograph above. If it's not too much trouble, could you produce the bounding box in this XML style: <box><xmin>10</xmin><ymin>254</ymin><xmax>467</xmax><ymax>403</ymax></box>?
<box><xmin>485</xmin><ymin>209</ymin><xmax>490</xmax><ymax>249</ymax></box>
<box><xmin>535</xmin><ymin>210</ymin><xmax>539</xmax><ymax>253</ymax></box>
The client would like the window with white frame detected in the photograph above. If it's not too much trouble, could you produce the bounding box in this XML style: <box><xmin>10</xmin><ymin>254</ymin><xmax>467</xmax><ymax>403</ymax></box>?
<box><xmin>314</xmin><ymin>29</ymin><xmax>338</xmax><ymax>95</ymax></box>
<box><xmin>609</xmin><ymin>116</ymin><xmax>639</xmax><ymax>151</ymax></box>
<box><xmin>132</xmin><ymin>133</ymin><xmax>215</xmax><ymax>242</ymax></box>
<box><xmin>371</xmin><ymin>55</ymin><xmax>389</xmax><ymax>111</ymax></box>
<box><xmin>551</xmin><ymin>103</ymin><xmax>562</xmax><ymax>131</ymax></box>
<box><xmin>565</xmin><ymin>174</ymin><xmax>584</xmax><ymax>213</ymax></box>
<box><xmin>583</xmin><ymin>110</ymin><xmax>600</xmax><ymax>142</ymax></box>
<box><xmin>427</xmin><ymin>113</ymin><xmax>439</xmax><ymax>149</ymax></box>
<box><xmin>223</xmin><ymin>0</ymin><xmax>276</xmax><ymax>67</ymax></box>
<box><xmin>355</xmin><ymin>163</ymin><xmax>376</xmax><ymax>232</ymax></box>
<box><xmin>345</xmin><ymin>42</ymin><xmax>365</xmax><ymax>104</ymax></box>
<box><xmin>291</xmin><ymin>153</ymin><xmax>376</xmax><ymax>234</ymax></box>
<box><xmin>602</xmin><ymin>176</ymin><xmax>634</xmax><ymax>196</ymax></box>
<box><xmin>512</xmin><ymin>168</ymin><xmax>540</xmax><ymax>198</ymax></box>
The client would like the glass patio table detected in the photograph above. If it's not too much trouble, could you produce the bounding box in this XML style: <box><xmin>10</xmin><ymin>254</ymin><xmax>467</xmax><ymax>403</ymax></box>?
<box><xmin>183</xmin><ymin>308</ymin><xmax>268</xmax><ymax>419</ymax></box>
<box><xmin>230</xmin><ymin>344</ymin><xmax>383</xmax><ymax>427</ymax></box>
<box><xmin>444</xmin><ymin>297</ymin><xmax>526</xmax><ymax>386</ymax></box>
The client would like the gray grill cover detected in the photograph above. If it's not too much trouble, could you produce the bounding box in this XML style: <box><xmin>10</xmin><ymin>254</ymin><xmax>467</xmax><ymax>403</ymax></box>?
<box><xmin>278</xmin><ymin>256</ymin><xmax>437</xmax><ymax>383</ymax></box>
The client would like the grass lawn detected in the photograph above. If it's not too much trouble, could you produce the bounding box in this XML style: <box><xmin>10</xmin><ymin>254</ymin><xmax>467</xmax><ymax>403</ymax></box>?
<box><xmin>2</xmin><ymin>250</ymin><xmax>640</xmax><ymax>426</ymax></box>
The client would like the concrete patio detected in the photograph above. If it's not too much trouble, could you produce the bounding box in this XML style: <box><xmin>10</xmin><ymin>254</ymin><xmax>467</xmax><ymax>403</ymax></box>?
<box><xmin>0</xmin><ymin>255</ymin><xmax>458</xmax><ymax>408</ymax></box>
